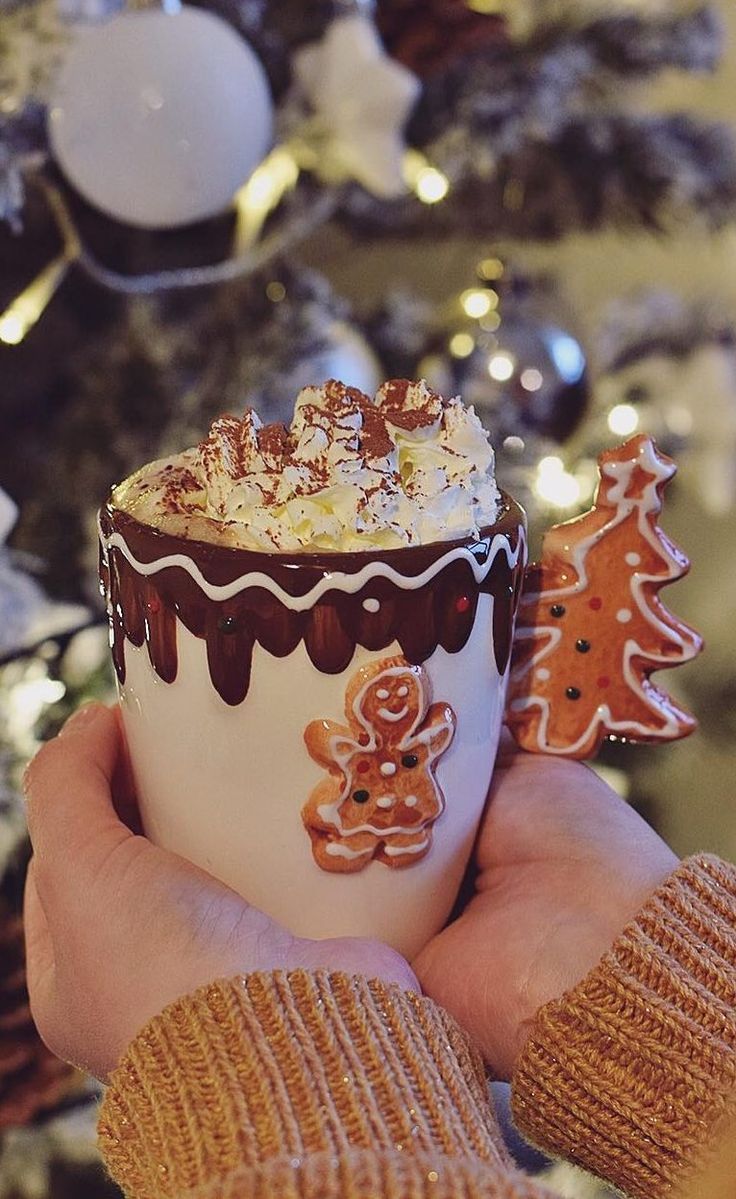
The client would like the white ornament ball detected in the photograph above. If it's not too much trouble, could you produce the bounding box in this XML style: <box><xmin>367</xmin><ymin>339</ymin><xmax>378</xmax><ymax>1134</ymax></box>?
<box><xmin>48</xmin><ymin>7</ymin><xmax>273</xmax><ymax>229</ymax></box>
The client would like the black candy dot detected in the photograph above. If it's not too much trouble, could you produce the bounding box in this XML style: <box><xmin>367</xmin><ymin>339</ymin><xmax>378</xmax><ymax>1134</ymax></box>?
<box><xmin>352</xmin><ymin>789</ymin><xmax>370</xmax><ymax>803</ymax></box>
<box><xmin>401</xmin><ymin>754</ymin><xmax>419</xmax><ymax>768</ymax></box>
<box><xmin>565</xmin><ymin>686</ymin><xmax>582</xmax><ymax>700</ymax></box>
<box><xmin>550</xmin><ymin>604</ymin><xmax>566</xmax><ymax>618</ymax></box>
<box><xmin>218</xmin><ymin>615</ymin><xmax>238</xmax><ymax>634</ymax></box>
<box><xmin>575</xmin><ymin>639</ymin><xmax>591</xmax><ymax>653</ymax></box>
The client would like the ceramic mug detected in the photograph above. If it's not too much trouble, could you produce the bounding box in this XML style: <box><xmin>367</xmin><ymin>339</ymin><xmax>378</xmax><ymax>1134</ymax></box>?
<box><xmin>99</xmin><ymin>494</ymin><xmax>526</xmax><ymax>959</ymax></box>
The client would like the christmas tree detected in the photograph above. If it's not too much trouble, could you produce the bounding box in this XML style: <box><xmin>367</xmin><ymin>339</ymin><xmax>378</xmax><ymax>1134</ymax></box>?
<box><xmin>1</xmin><ymin>1</ymin><xmax>734</xmax><ymax>1195</ymax></box>
<box><xmin>507</xmin><ymin>435</ymin><xmax>703</xmax><ymax>758</ymax></box>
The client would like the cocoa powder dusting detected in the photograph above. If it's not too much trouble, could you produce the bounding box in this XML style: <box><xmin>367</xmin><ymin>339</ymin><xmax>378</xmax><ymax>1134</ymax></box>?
<box><xmin>382</xmin><ymin>407</ymin><xmax>439</xmax><ymax>432</ymax></box>
<box><xmin>160</xmin><ymin>468</ymin><xmax>204</xmax><ymax>512</ymax></box>
<box><xmin>359</xmin><ymin>403</ymin><xmax>395</xmax><ymax>461</ymax></box>
<box><xmin>377</xmin><ymin>379</ymin><xmax>412</xmax><ymax>408</ymax></box>
<box><xmin>324</xmin><ymin>379</ymin><xmax>372</xmax><ymax>408</ymax></box>
<box><xmin>257</xmin><ymin>422</ymin><xmax>290</xmax><ymax>464</ymax></box>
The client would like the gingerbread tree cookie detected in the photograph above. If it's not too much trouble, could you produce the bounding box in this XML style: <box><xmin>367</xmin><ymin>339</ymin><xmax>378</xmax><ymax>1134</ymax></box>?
<box><xmin>506</xmin><ymin>435</ymin><xmax>703</xmax><ymax>759</ymax></box>
<box><xmin>302</xmin><ymin>655</ymin><xmax>455</xmax><ymax>872</ymax></box>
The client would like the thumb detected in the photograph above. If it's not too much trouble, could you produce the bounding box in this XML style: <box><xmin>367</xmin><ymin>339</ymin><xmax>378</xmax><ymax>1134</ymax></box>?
<box><xmin>23</xmin><ymin>858</ymin><xmax>58</xmax><ymax>1044</ymax></box>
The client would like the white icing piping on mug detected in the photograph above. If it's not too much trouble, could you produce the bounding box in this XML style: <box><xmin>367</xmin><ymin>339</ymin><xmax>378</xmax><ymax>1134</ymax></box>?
<box><xmin>99</xmin><ymin>524</ymin><xmax>525</xmax><ymax>612</ymax></box>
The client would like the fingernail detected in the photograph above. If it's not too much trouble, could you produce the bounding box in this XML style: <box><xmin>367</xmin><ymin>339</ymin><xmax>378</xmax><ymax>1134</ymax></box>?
<box><xmin>58</xmin><ymin>703</ymin><xmax>104</xmax><ymax>737</ymax></box>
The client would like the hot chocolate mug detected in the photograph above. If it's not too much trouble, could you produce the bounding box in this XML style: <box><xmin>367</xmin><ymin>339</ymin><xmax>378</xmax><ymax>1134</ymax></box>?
<box><xmin>99</xmin><ymin>495</ymin><xmax>526</xmax><ymax>959</ymax></box>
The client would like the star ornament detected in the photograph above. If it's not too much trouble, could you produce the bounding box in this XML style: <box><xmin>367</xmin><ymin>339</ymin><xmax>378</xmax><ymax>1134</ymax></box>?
<box><xmin>293</xmin><ymin>15</ymin><xmax>421</xmax><ymax>198</ymax></box>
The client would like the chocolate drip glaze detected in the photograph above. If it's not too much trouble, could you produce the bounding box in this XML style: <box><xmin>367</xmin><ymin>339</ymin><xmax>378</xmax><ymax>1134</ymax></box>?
<box><xmin>99</xmin><ymin>498</ymin><xmax>526</xmax><ymax>706</ymax></box>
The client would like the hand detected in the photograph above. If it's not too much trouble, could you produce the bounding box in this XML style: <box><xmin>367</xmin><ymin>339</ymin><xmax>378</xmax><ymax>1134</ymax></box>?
<box><xmin>413</xmin><ymin>736</ymin><xmax>678</xmax><ymax>1080</ymax></box>
<box><xmin>23</xmin><ymin>704</ymin><xmax>416</xmax><ymax>1081</ymax></box>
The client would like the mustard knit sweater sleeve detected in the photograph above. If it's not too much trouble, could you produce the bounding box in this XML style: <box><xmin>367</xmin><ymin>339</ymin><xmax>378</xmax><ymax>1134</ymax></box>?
<box><xmin>98</xmin><ymin>855</ymin><xmax>736</xmax><ymax>1199</ymax></box>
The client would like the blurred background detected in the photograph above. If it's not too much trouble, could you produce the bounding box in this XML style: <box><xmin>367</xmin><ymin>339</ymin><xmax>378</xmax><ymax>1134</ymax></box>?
<box><xmin>1</xmin><ymin>1</ymin><xmax>735</xmax><ymax>1195</ymax></box>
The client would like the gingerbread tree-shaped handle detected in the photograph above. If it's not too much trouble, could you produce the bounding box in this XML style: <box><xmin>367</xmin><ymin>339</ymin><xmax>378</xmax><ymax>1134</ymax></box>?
<box><xmin>505</xmin><ymin>435</ymin><xmax>703</xmax><ymax>760</ymax></box>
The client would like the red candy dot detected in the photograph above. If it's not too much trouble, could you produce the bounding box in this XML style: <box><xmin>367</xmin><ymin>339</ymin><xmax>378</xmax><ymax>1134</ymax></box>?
<box><xmin>358</xmin><ymin>732</ymin><xmax>371</xmax><ymax>746</ymax></box>
<box><xmin>357</xmin><ymin>760</ymin><xmax>370</xmax><ymax>773</ymax></box>
<box><xmin>147</xmin><ymin>596</ymin><xmax>161</xmax><ymax>614</ymax></box>
<box><xmin>597</xmin><ymin>676</ymin><xmax>610</xmax><ymax>688</ymax></box>
<box><xmin>455</xmin><ymin>595</ymin><xmax>471</xmax><ymax>613</ymax></box>
<box><xmin>589</xmin><ymin>596</ymin><xmax>603</xmax><ymax>611</ymax></box>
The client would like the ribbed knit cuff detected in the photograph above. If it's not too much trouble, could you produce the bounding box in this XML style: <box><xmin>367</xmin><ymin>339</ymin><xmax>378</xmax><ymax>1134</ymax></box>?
<box><xmin>99</xmin><ymin>971</ymin><xmax>512</xmax><ymax>1199</ymax></box>
<box><xmin>511</xmin><ymin>854</ymin><xmax>736</xmax><ymax>1199</ymax></box>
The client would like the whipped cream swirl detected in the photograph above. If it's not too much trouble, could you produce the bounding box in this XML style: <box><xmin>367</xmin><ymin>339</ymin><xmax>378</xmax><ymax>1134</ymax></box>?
<box><xmin>111</xmin><ymin>379</ymin><xmax>501</xmax><ymax>551</ymax></box>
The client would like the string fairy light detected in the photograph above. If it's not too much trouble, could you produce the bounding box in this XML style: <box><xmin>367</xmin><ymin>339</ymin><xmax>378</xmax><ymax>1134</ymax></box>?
<box><xmin>0</xmin><ymin>247</ymin><xmax>77</xmax><ymax>347</ymax></box>
<box><xmin>487</xmin><ymin>352</ymin><xmax>515</xmax><ymax>382</ymax></box>
<box><xmin>233</xmin><ymin>145</ymin><xmax>300</xmax><ymax>250</ymax></box>
<box><xmin>19</xmin><ymin>175</ymin><xmax>342</xmax><ymax>299</ymax></box>
<box><xmin>402</xmin><ymin>149</ymin><xmax>450</xmax><ymax>205</ymax></box>
<box><xmin>461</xmin><ymin>288</ymin><xmax>497</xmax><ymax>319</ymax></box>
<box><xmin>534</xmin><ymin>455</ymin><xmax>581</xmax><ymax>507</ymax></box>
<box><xmin>607</xmin><ymin>403</ymin><xmax>640</xmax><ymax>436</ymax></box>
<box><xmin>477</xmin><ymin>257</ymin><xmax>504</xmax><ymax>281</ymax></box>
<box><xmin>3</xmin><ymin>141</ymin><xmax>447</xmax><ymax>316</ymax></box>
<box><xmin>449</xmin><ymin>331</ymin><xmax>475</xmax><ymax>358</ymax></box>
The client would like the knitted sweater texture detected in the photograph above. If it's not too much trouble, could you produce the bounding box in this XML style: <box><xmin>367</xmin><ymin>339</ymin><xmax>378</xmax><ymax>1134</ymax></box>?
<box><xmin>98</xmin><ymin>855</ymin><xmax>736</xmax><ymax>1199</ymax></box>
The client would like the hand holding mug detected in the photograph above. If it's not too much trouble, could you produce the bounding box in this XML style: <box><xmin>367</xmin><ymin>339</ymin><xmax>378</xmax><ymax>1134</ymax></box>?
<box><xmin>415</xmin><ymin>735</ymin><xmax>678</xmax><ymax>1078</ymax></box>
<box><xmin>23</xmin><ymin>704</ymin><xmax>416</xmax><ymax>1080</ymax></box>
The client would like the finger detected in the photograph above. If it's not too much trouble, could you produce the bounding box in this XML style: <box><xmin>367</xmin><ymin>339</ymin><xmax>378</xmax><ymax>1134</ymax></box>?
<box><xmin>24</xmin><ymin>704</ymin><xmax>132</xmax><ymax>880</ymax></box>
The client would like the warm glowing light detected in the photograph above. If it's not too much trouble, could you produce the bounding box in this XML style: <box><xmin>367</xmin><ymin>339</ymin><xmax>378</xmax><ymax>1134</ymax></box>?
<box><xmin>403</xmin><ymin>150</ymin><xmax>450</xmax><ymax>204</ymax></box>
<box><xmin>8</xmin><ymin>676</ymin><xmax>66</xmax><ymax>740</ymax></box>
<box><xmin>520</xmin><ymin>368</ymin><xmax>543</xmax><ymax>391</ymax></box>
<box><xmin>467</xmin><ymin>0</ymin><xmax>504</xmax><ymax>11</ymax></box>
<box><xmin>665</xmin><ymin>404</ymin><xmax>694</xmax><ymax>436</ymax></box>
<box><xmin>416</xmin><ymin>167</ymin><xmax>449</xmax><ymax>204</ymax></box>
<box><xmin>234</xmin><ymin>146</ymin><xmax>300</xmax><ymax>249</ymax></box>
<box><xmin>0</xmin><ymin>313</ymin><xmax>24</xmax><ymax>345</ymax></box>
<box><xmin>266</xmin><ymin>280</ymin><xmax>286</xmax><ymax>302</ymax></box>
<box><xmin>479</xmin><ymin>311</ymin><xmax>501</xmax><ymax>332</ymax></box>
<box><xmin>0</xmin><ymin>254</ymin><xmax>71</xmax><ymax>346</ymax></box>
<box><xmin>449</xmin><ymin>332</ymin><xmax>475</xmax><ymax>358</ymax></box>
<box><xmin>539</xmin><ymin>455</ymin><xmax>563</xmax><ymax>473</ymax></box>
<box><xmin>461</xmin><ymin>289</ymin><xmax>493</xmax><ymax>319</ymax></box>
<box><xmin>535</xmin><ymin>456</ymin><xmax>581</xmax><ymax>507</ymax></box>
<box><xmin>607</xmin><ymin>403</ymin><xmax>640</xmax><ymax>436</ymax></box>
<box><xmin>487</xmin><ymin>352</ymin><xmax>515</xmax><ymax>382</ymax></box>
<box><xmin>478</xmin><ymin>257</ymin><xmax>504</xmax><ymax>281</ymax></box>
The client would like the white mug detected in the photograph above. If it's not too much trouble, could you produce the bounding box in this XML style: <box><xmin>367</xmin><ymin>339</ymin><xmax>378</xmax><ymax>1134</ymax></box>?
<box><xmin>99</xmin><ymin>495</ymin><xmax>526</xmax><ymax>959</ymax></box>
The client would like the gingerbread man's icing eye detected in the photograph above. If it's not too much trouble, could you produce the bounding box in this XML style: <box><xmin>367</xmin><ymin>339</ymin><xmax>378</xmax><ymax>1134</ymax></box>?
<box><xmin>401</xmin><ymin>754</ymin><xmax>419</xmax><ymax>768</ymax></box>
<box><xmin>352</xmin><ymin>789</ymin><xmax>370</xmax><ymax>803</ymax></box>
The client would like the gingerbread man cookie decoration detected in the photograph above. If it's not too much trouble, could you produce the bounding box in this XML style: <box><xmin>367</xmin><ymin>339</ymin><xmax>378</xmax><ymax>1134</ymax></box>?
<box><xmin>506</xmin><ymin>435</ymin><xmax>703</xmax><ymax>759</ymax></box>
<box><xmin>302</xmin><ymin>655</ymin><xmax>456</xmax><ymax>872</ymax></box>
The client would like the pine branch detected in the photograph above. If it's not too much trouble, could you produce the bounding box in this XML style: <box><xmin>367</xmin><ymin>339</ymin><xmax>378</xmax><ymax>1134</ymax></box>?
<box><xmin>344</xmin><ymin>112</ymin><xmax>736</xmax><ymax>239</ymax></box>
